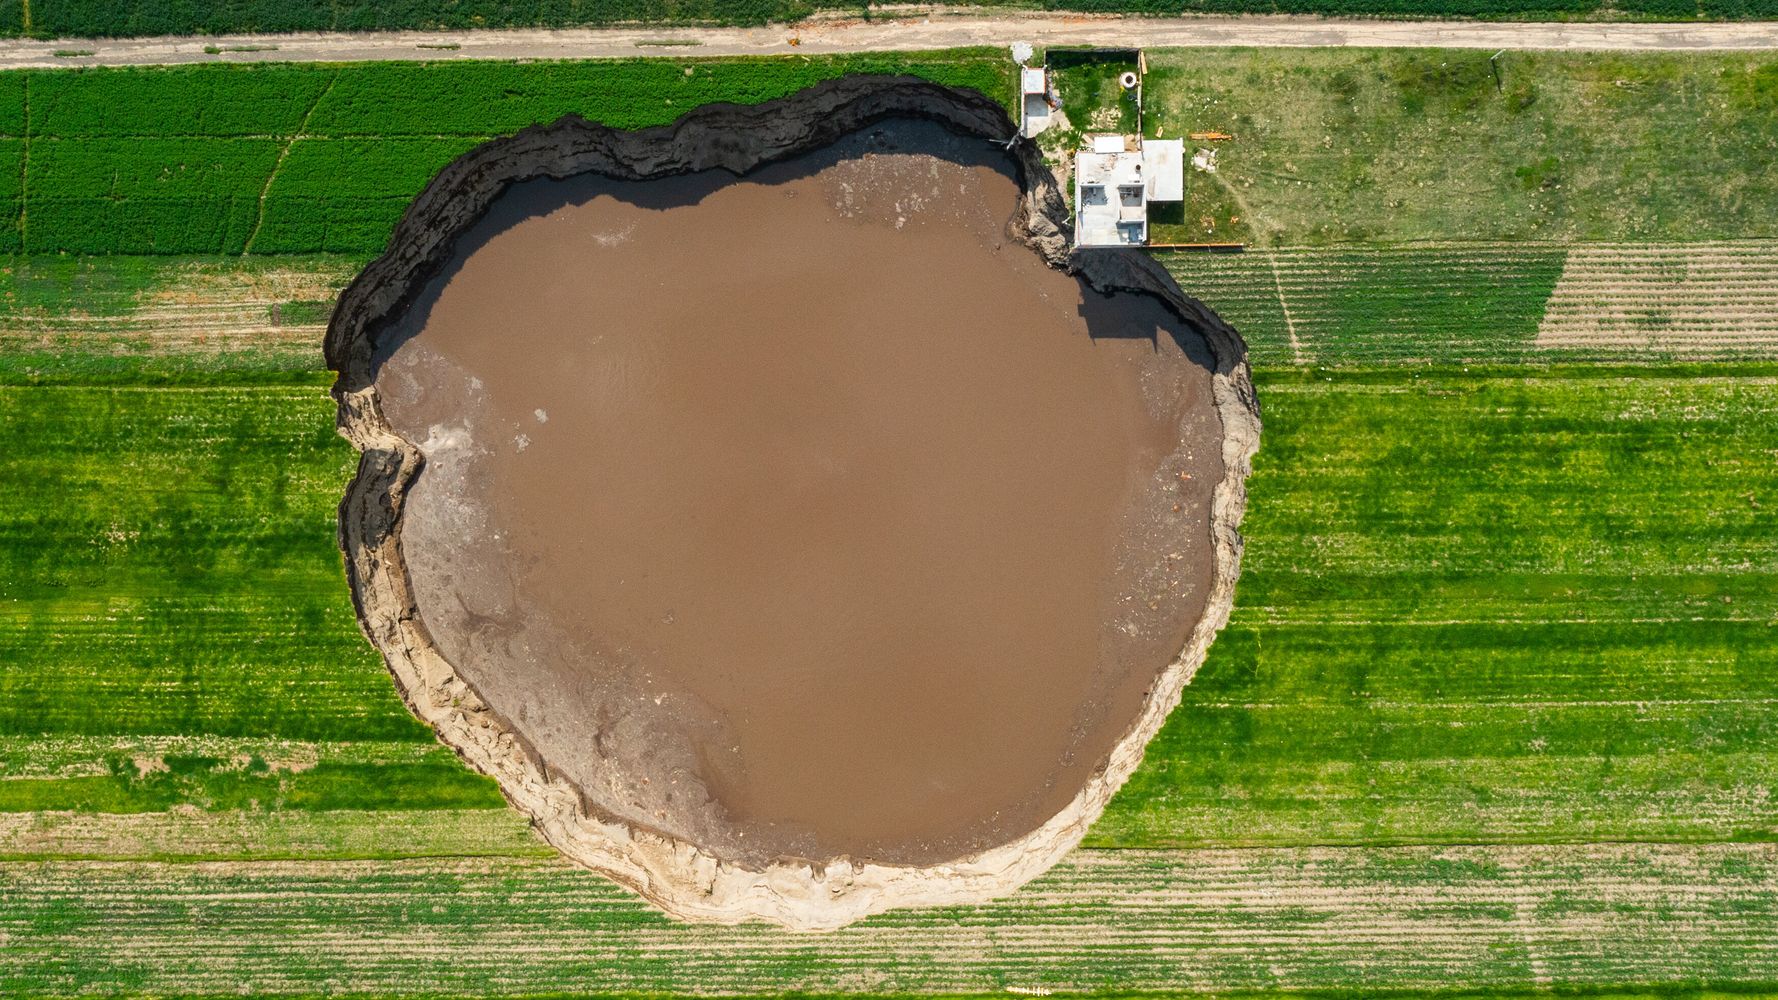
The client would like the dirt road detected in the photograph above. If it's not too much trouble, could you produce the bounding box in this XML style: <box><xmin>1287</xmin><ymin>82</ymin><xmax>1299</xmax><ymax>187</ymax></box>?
<box><xmin>4</xmin><ymin>11</ymin><xmax>1777</xmax><ymax>70</ymax></box>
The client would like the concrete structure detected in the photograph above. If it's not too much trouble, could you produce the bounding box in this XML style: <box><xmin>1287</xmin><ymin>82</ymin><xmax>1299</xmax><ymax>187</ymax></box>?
<box><xmin>1143</xmin><ymin>139</ymin><xmax>1184</xmax><ymax>202</ymax></box>
<box><xmin>1019</xmin><ymin>65</ymin><xmax>1052</xmax><ymax>138</ymax></box>
<box><xmin>1074</xmin><ymin>135</ymin><xmax>1185</xmax><ymax>247</ymax></box>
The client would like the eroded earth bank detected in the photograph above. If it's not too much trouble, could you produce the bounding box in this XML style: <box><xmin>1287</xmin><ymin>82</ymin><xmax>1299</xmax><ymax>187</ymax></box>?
<box><xmin>329</xmin><ymin>79</ymin><xmax>1259</xmax><ymax>929</ymax></box>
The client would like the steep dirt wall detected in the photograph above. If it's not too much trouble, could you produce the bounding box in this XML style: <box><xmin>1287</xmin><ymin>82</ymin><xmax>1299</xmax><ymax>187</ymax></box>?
<box><xmin>328</xmin><ymin>76</ymin><xmax>1260</xmax><ymax>930</ymax></box>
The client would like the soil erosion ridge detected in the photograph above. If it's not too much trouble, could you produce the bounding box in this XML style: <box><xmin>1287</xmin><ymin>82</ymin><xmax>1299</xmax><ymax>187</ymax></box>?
<box><xmin>328</xmin><ymin>77</ymin><xmax>1260</xmax><ymax>929</ymax></box>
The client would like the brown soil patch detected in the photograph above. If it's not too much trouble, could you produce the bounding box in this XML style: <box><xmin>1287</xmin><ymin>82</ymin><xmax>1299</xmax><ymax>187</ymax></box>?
<box><xmin>330</xmin><ymin>78</ymin><xmax>1258</xmax><ymax>927</ymax></box>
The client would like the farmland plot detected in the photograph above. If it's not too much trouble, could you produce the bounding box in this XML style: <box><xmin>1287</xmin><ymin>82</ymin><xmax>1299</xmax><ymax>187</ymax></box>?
<box><xmin>2</xmin><ymin>846</ymin><xmax>1775</xmax><ymax>994</ymax></box>
<box><xmin>1537</xmin><ymin>242</ymin><xmax>1778</xmax><ymax>358</ymax></box>
<box><xmin>4</xmin><ymin>373</ymin><xmax>1774</xmax><ymax>865</ymax></box>
<box><xmin>0</xmin><ymin>383</ymin><xmax>423</xmax><ymax>742</ymax></box>
<box><xmin>1</xmin><ymin>55</ymin><xmax>1016</xmax><ymax>256</ymax></box>
<box><xmin>1144</xmin><ymin>49</ymin><xmax>1778</xmax><ymax>247</ymax></box>
<box><xmin>1091</xmin><ymin>369</ymin><xmax>1778</xmax><ymax>848</ymax></box>
<box><xmin>1165</xmin><ymin>241</ymin><xmax>1778</xmax><ymax>365</ymax></box>
<box><xmin>1162</xmin><ymin>244</ymin><xmax>1566</xmax><ymax>364</ymax></box>
<box><xmin>2</xmin><ymin>49</ymin><xmax>1777</xmax><ymax>998</ymax></box>
<box><xmin>0</xmin><ymin>255</ymin><xmax>357</xmax><ymax>382</ymax></box>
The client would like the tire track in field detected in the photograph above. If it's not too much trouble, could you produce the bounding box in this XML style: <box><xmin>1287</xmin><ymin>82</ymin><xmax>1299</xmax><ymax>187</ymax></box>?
<box><xmin>242</xmin><ymin>72</ymin><xmax>339</xmax><ymax>255</ymax></box>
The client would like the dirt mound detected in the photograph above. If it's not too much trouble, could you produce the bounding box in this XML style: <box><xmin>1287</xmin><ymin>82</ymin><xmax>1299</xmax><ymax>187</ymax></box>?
<box><xmin>329</xmin><ymin>77</ymin><xmax>1260</xmax><ymax>929</ymax></box>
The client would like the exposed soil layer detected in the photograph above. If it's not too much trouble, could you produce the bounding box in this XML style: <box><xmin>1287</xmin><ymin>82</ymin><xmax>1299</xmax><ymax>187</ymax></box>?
<box><xmin>330</xmin><ymin>78</ymin><xmax>1259</xmax><ymax>928</ymax></box>
<box><xmin>372</xmin><ymin>121</ymin><xmax>1221</xmax><ymax>867</ymax></box>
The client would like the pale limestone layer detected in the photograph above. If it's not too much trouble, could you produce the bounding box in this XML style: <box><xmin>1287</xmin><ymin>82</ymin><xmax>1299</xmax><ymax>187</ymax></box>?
<box><xmin>329</xmin><ymin>77</ymin><xmax>1259</xmax><ymax>930</ymax></box>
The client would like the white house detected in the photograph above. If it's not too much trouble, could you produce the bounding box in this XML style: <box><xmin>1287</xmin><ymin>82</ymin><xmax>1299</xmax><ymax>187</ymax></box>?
<box><xmin>1074</xmin><ymin>135</ymin><xmax>1184</xmax><ymax>247</ymax></box>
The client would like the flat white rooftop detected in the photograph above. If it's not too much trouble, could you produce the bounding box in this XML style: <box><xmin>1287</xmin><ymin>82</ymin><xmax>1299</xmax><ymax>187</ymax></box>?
<box><xmin>1074</xmin><ymin>134</ymin><xmax>1187</xmax><ymax>248</ymax></box>
<box><xmin>1143</xmin><ymin>139</ymin><xmax>1185</xmax><ymax>202</ymax></box>
<box><xmin>1075</xmin><ymin>139</ymin><xmax>1148</xmax><ymax>247</ymax></box>
<box><xmin>1019</xmin><ymin>67</ymin><xmax>1052</xmax><ymax>138</ymax></box>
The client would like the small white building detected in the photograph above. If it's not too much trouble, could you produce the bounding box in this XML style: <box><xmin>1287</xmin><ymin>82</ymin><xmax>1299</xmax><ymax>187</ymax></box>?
<box><xmin>1019</xmin><ymin>66</ymin><xmax>1052</xmax><ymax>138</ymax></box>
<box><xmin>1074</xmin><ymin>135</ymin><xmax>1185</xmax><ymax>247</ymax></box>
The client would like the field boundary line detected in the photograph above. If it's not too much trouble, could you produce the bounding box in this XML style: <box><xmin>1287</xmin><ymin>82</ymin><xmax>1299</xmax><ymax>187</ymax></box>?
<box><xmin>242</xmin><ymin>70</ymin><xmax>336</xmax><ymax>255</ymax></box>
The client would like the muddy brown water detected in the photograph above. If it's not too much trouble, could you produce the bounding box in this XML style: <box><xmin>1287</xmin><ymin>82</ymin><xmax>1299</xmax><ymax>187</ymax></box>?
<box><xmin>372</xmin><ymin>121</ymin><xmax>1223</xmax><ymax>867</ymax></box>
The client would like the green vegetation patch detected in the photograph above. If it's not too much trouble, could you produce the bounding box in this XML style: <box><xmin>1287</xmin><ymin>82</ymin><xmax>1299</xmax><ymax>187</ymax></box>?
<box><xmin>1143</xmin><ymin>49</ymin><xmax>1778</xmax><ymax>246</ymax></box>
<box><xmin>3</xmin><ymin>53</ymin><xmax>1014</xmax><ymax>256</ymax></box>
<box><xmin>1090</xmin><ymin>370</ymin><xmax>1778</xmax><ymax>848</ymax></box>
<box><xmin>19</xmin><ymin>0</ymin><xmax>841</xmax><ymax>36</ymax></box>
<box><xmin>0</xmin><ymin>383</ymin><xmax>425</xmax><ymax>741</ymax></box>
<box><xmin>1042</xmin><ymin>48</ymin><xmax>1142</xmax><ymax>152</ymax></box>
<box><xmin>1</xmin><ymin>847</ymin><xmax>1774</xmax><ymax>993</ymax></box>
<box><xmin>7</xmin><ymin>0</ymin><xmax>1778</xmax><ymax>40</ymax></box>
<box><xmin>1163</xmin><ymin>244</ymin><xmax>1569</xmax><ymax>364</ymax></box>
<box><xmin>4</xmin><ymin>368</ymin><xmax>1775</xmax><ymax>852</ymax></box>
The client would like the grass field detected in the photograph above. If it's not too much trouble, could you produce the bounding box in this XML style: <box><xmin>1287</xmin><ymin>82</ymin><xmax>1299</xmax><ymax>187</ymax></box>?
<box><xmin>1</xmin><ymin>48</ymin><xmax>1776</xmax><ymax>998</ymax></box>
<box><xmin>2</xmin><ymin>0</ymin><xmax>1776</xmax><ymax>41</ymax></box>
<box><xmin>78</xmin><ymin>0</ymin><xmax>1582</xmax><ymax>39</ymax></box>
<box><xmin>1143</xmin><ymin>49</ymin><xmax>1778</xmax><ymax>246</ymax></box>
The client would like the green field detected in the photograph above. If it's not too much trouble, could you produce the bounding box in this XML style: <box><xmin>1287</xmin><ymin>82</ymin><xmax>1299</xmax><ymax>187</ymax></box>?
<box><xmin>1143</xmin><ymin>49</ymin><xmax>1778</xmax><ymax>246</ymax></box>
<box><xmin>2</xmin><ymin>0</ymin><xmax>1777</xmax><ymax>40</ymax></box>
<box><xmin>6</xmin><ymin>847</ymin><xmax>1777</xmax><ymax>993</ymax></box>
<box><xmin>0</xmin><ymin>50</ymin><xmax>1770</xmax><ymax>255</ymax></box>
<box><xmin>1</xmin><ymin>48</ymin><xmax>1776</xmax><ymax>997</ymax></box>
<box><xmin>4</xmin><ymin>54</ymin><xmax>1013</xmax><ymax>256</ymax></box>
<box><xmin>1160</xmin><ymin>242</ymin><xmax>1778</xmax><ymax>364</ymax></box>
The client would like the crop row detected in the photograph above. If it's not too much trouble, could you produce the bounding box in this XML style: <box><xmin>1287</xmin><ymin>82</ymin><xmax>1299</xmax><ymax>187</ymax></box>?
<box><xmin>3</xmin><ymin>845</ymin><xmax>1775</xmax><ymax>993</ymax></box>
<box><xmin>1166</xmin><ymin>242</ymin><xmax>1778</xmax><ymax>366</ymax></box>
<box><xmin>7</xmin><ymin>57</ymin><xmax>1014</xmax><ymax>139</ymax></box>
<box><xmin>4</xmin><ymin>371</ymin><xmax>1775</xmax><ymax>854</ymax></box>
<box><xmin>1166</xmin><ymin>245</ymin><xmax>1567</xmax><ymax>365</ymax></box>
<box><xmin>0</xmin><ymin>807</ymin><xmax>547</xmax><ymax>862</ymax></box>
<box><xmin>2</xmin><ymin>0</ymin><xmax>840</xmax><ymax>37</ymax></box>
<box><xmin>0</xmin><ymin>750</ymin><xmax>503</xmax><ymax>814</ymax></box>
<box><xmin>0</xmin><ymin>56</ymin><xmax>1012</xmax><ymax>255</ymax></box>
